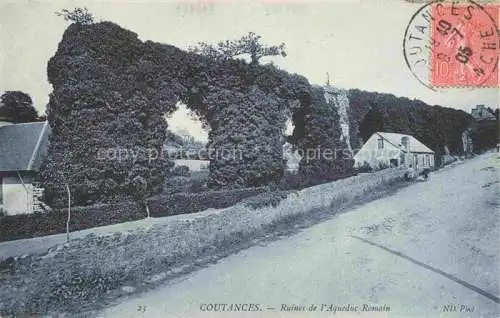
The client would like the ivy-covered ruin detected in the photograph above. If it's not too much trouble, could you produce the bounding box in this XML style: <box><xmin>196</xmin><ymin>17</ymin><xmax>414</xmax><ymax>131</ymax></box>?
<box><xmin>41</xmin><ymin>21</ymin><xmax>350</xmax><ymax>207</ymax></box>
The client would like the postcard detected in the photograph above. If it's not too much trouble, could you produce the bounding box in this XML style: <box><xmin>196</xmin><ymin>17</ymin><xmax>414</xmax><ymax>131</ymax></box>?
<box><xmin>0</xmin><ymin>0</ymin><xmax>498</xmax><ymax>317</ymax></box>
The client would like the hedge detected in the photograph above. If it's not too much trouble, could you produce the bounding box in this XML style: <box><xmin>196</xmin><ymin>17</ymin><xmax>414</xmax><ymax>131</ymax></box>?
<box><xmin>0</xmin><ymin>168</ymin><xmax>406</xmax><ymax>316</ymax></box>
<box><xmin>147</xmin><ymin>187</ymin><xmax>268</xmax><ymax>217</ymax></box>
<box><xmin>0</xmin><ymin>187</ymin><xmax>268</xmax><ymax>242</ymax></box>
<box><xmin>0</xmin><ymin>201</ymin><xmax>143</xmax><ymax>242</ymax></box>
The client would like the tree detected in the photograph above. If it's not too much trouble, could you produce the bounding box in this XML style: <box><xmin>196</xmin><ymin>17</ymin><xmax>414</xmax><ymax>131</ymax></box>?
<box><xmin>165</xmin><ymin>129</ymin><xmax>184</xmax><ymax>146</ymax></box>
<box><xmin>55</xmin><ymin>7</ymin><xmax>94</xmax><ymax>24</ymax></box>
<box><xmin>189</xmin><ymin>32</ymin><xmax>286</xmax><ymax>65</ymax></box>
<box><xmin>0</xmin><ymin>91</ymin><xmax>40</xmax><ymax>123</ymax></box>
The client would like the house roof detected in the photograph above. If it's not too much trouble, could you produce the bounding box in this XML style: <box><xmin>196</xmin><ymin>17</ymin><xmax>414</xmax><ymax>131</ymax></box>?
<box><xmin>471</xmin><ymin>105</ymin><xmax>496</xmax><ymax>121</ymax></box>
<box><xmin>376</xmin><ymin>132</ymin><xmax>434</xmax><ymax>154</ymax></box>
<box><xmin>0</xmin><ymin>121</ymin><xmax>50</xmax><ymax>172</ymax></box>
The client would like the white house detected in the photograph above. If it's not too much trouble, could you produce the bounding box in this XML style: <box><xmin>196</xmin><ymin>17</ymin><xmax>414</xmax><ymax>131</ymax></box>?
<box><xmin>354</xmin><ymin>132</ymin><xmax>435</xmax><ymax>170</ymax></box>
<box><xmin>0</xmin><ymin>121</ymin><xmax>50</xmax><ymax>215</ymax></box>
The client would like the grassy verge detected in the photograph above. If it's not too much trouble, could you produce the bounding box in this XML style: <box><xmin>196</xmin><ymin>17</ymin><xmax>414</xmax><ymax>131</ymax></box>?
<box><xmin>0</xmin><ymin>168</ymin><xmax>406</xmax><ymax>317</ymax></box>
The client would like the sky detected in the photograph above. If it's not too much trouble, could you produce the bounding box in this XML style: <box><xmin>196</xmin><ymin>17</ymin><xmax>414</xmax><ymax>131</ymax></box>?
<box><xmin>0</xmin><ymin>0</ymin><xmax>498</xmax><ymax>141</ymax></box>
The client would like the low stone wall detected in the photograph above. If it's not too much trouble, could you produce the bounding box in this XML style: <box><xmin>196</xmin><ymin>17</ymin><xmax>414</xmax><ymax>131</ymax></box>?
<box><xmin>0</xmin><ymin>188</ymin><xmax>268</xmax><ymax>243</ymax></box>
<box><xmin>148</xmin><ymin>187</ymin><xmax>268</xmax><ymax>217</ymax></box>
<box><xmin>0</xmin><ymin>168</ymin><xmax>405</xmax><ymax>316</ymax></box>
<box><xmin>195</xmin><ymin>168</ymin><xmax>405</xmax><ymax>240</ymax></box>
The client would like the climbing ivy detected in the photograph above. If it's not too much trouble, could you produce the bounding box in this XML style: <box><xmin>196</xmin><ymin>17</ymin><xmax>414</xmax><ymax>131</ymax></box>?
<box><xmin>41</xmin><ymin>21</ymin><xmax>349</xmax><ymax>207</ymax></box>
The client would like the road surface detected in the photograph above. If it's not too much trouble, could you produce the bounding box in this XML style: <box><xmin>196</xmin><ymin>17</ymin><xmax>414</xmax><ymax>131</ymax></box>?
<box><xmin>100</xmin><ymin>153</ymin><xmax>499</xmax><ymax>318</ymax></box>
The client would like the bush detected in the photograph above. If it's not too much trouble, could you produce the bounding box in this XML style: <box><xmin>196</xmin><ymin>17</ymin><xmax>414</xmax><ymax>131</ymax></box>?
<box><xmin>0</xmin><ymin>201</ymin><xmax>143</xmax><ymax>242</ymax></box>
<box><xmin>356</xmin><ymin>161</ymin><xmax>372</xmax><ymax>173</ymax></box>
<box><xmin>280</xmin><ymin>170</ymin><xmax>342</xmax><ymax>190</ymax></box>
<box><xmin>187</xmin><ymin>178</ymin><xmax>207</xmax><ymax>193</ymax></box>
<box><xmin>377</xmin><ymin>161</ymin><xmax>390</xmax><ymax>170</ymax></box>
<box><xmin>279</xmin><ymin>171</ymin><xmax>305</xmax><ymax>190</ymax></box>
<box><xmin>163</xmin><ymin>171</ymin><xmax>208</xmax><ymax>194</ymax></box>
<box><xmin>0</xmin><ymin>186</ymin><xmax>269</xmax><ymax>242</ymax></box>
<box><xmin>148</xmin><ymin>187</ymin><xmax>268</xmax><ymax>217</ymax></box>
<box><xmin>171</xmin><ymin>165</ymin><xmax>191</xmax><ymax>177</ymax></box>
<box><xmin>0</xmin><ymin>168</ymin><xmax>407</xmax><ymax>316</ymax></box>
<box><xmin>241</xmin><ymin>191</ymin><xmax>290</xmax><ymax>209</ymax></box>
<box><xmin>279</xmin><ymin>171</ymin><xmax>327</xmax><ymax>190</ymax></box>
<box><xmin>279</xmin><ymin>169</ymin><xmax>356</xmax><ymax>191</ymax></box>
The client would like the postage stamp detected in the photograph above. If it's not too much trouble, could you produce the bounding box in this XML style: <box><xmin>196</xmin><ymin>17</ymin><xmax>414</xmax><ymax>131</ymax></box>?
<box><xmin>431</xmin><ymin>1</ymin><xmax>499</xmax><ymax>87</ymax></box>
<box><xmin>404</xmin><ymin>0</ymin><xmax>499</xmax><ymax>90</ymax></box>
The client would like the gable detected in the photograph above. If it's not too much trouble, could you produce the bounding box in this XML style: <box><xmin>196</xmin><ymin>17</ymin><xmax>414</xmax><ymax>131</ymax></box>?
<box><xmin>362</xmin><ymin>133</ymin><xmax>401</xmax><ymax>151</ymax></box>
<box><xmin>354</xmin><ymin>131</ymin><xmax>434</xmax><ymax>160</ymax></box>
<box><xmin>376</xmin><ymin>132</ymin><xmax>434</xmax><ymax>153</ymax></box>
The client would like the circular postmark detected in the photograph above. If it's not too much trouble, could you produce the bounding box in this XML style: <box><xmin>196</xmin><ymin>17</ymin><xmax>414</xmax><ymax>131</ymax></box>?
<box><xmin>403</xmin><ymin>0</ymin><xmax>499</xmax><ymax>90</ymax></box>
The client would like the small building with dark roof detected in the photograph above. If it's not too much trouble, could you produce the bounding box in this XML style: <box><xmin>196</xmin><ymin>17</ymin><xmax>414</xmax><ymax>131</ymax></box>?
<box><xmin>471</xmin><ymin>105</ymin><xmax>496</xmax><ymax>122</ymax></box>
<box><xmin>0</xmin><ymin>121</ymin><xmax>50</xmax><ymax>215</ymax></box>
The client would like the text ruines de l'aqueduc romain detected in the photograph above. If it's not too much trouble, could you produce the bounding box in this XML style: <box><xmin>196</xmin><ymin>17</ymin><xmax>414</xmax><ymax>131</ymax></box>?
<box><xmin>199</xmin><ymin>303</ymin><xmax>390</xmax><ymax>313</ymax></box>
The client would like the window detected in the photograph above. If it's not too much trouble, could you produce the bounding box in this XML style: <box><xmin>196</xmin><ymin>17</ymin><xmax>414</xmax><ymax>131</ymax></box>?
<box><xmin>378</xmin><ymin>138</ymin><xmax>384</xmax><ymax>149</ymax></box>
<box><xmin>427</xmin><ymin>155</ymin><xmax>431</xmax><ymax>167</ymax></box>
<box><xmin>390</xmin><ymin>159</ymin><xmax>398</xmax><ymax>167</ymax></box>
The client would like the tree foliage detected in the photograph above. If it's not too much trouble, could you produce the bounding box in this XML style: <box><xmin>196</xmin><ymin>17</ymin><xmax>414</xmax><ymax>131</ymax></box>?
<box><xmin>165</xmin><ymin>129</ymin><xmax>184</xmax><ymax>146</ymax></box>
<box><xmin>189</xmin><ymin>32</ymin><xmax>286</xmax><ymax>65</ymax></box>
<box><xmin>0</xmin><ymin>91</ymin><xmax>40</xmax><ymax>123</ymax></box>
<box><xmin>55</xmin><ymin>7</ymin><xmax>94</xmax><ymax>25</ymax></box>
<box><xmin>41</xmin><ymin>21</ymin><xmax>313</xmax><ymax>207</ymax></box>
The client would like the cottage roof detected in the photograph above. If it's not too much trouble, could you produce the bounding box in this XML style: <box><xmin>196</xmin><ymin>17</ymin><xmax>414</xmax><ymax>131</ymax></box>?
<box><xmin>0</xmin><ymin>121</ymin><xmax>50</xmax><ymax>172</ymax></box>
<box><xmin>471</xmin><ymin>105</ymin><xmax>496</xmax><ymax>121</ymax></box>
<box><xmin>376</xmin><ymin>132</ymin><xmax>434</xmax><ymax>154</ymax></box>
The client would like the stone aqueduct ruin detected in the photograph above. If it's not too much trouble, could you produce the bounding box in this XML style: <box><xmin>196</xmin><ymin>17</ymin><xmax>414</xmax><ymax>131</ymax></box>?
<box><xmin>40</xmin><ymin>22</ymin><xmax>352</xmax><ymax>207</ymax></box>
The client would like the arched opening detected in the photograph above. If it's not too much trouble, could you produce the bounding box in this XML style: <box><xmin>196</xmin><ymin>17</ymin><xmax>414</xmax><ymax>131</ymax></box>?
<box><xmin>283</xmin><ymin>118</ymin><xmax>301</xmax><ymax>172</ymax></box>
<box><xmin>41</xmin><ymin>21</ymin><xmax>314</xmax><ymax>206</ymax></box>
<box><xmin>163</xmin><ymin>102</ymin><xmax>209</xmax><ymax>193</ymax></box>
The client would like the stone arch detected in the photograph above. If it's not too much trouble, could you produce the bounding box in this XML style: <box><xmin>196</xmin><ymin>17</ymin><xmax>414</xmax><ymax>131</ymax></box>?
<box><xmin>40</xmin><ymin>21</ymin><xmax>314</xmax><ymax>206</ymax></box>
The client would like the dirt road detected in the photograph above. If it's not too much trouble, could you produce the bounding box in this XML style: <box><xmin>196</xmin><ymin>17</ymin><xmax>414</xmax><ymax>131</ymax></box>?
<box><xmin>100</xmin><ymin>153</ymin><xmax>499</xmax><ymax>318</ymax></box>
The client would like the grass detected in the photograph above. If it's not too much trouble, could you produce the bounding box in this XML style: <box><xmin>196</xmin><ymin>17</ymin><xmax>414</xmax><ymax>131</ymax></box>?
<box><xmin>0</xmin><ymin>168</ymin><xmax>407</xmax><ymax>317</ymax></box>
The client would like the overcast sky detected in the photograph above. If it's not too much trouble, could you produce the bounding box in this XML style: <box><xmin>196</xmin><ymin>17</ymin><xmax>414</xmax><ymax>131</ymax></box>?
<box><xmin>0</xmin><ymin>0</ymin><xmax>497</xmax><ymax>140</ymax></box>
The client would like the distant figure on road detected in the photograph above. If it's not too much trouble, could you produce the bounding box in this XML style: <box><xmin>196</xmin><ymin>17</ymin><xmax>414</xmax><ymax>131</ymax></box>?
<box><xmin>404</xmin><ymin>164</ymin><xmax>415</xmax><ymax>181</ymax></box>
<box><xmin>404</xmin><ymin>164</ymin><xmax>429</xmax><ymax>181</ymax></box>
<box><xmin>421</xmin><ymin>168</ymin><xmax>430</xmax><ymax>180</ymax></box>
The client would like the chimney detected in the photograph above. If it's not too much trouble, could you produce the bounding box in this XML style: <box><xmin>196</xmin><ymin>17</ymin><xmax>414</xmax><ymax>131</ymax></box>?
<box><xmin>401</xmin><ymin>136</ymin><xmax>409</xmax><ymax>150</ymax></box>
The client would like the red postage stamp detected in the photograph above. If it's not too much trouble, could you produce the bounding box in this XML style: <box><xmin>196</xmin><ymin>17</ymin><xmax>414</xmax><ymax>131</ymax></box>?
<box><xmin>430</xmin><ymin>2</ymin><xmax>499</xmax><ymax>88</ymax></box>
